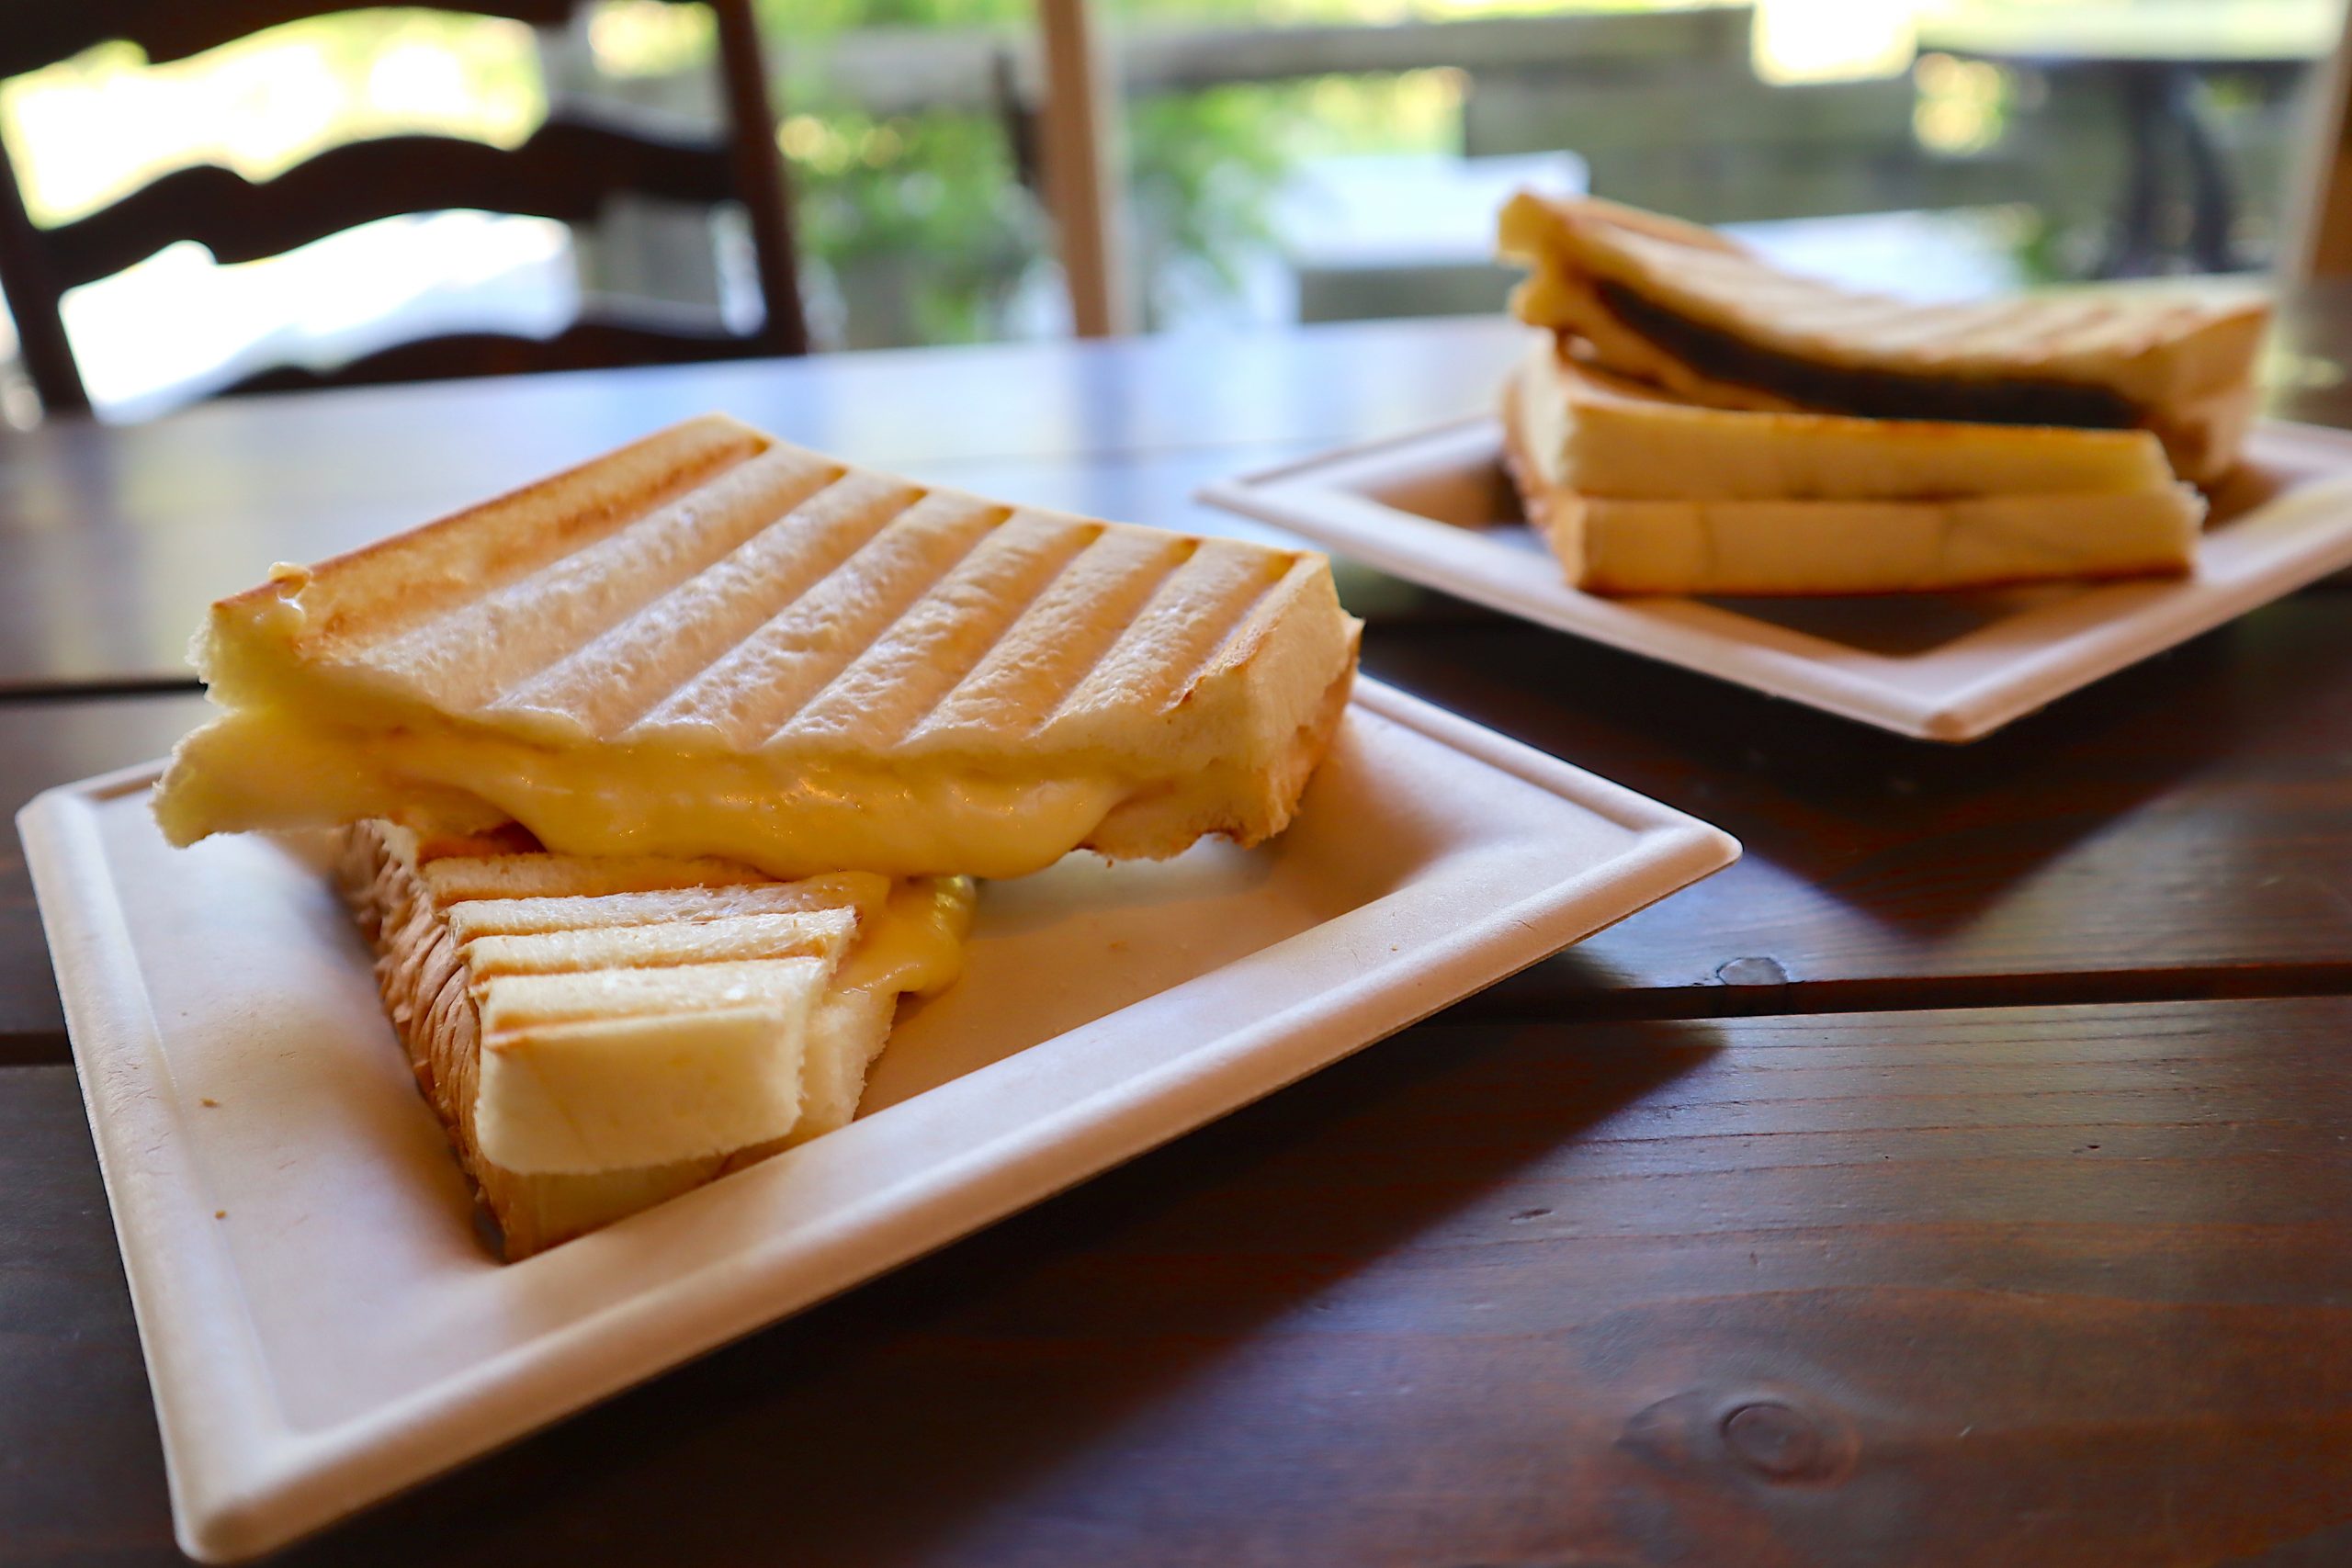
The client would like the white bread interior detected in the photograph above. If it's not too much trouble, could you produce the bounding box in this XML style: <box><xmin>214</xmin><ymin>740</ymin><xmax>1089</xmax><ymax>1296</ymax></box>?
<box><xmin>1501</xmin><ymin>341</ymin><xmax>2204</xmax><ymax>596</ymax></box>
<box><xmin>1524</xmin><ymin>340</ymin><xmax>2176</xmax><ymax>502</ymax></box>
<box><xmin>337</xmin><ymin>821</ymin><xmax>972</xmax><ymax>1259</ymax></box>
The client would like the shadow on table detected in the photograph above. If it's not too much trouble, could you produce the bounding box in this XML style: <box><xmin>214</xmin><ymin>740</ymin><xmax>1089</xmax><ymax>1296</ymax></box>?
<box><xmin>1365</xmin><ymin>585</ymin><xmax>2333</xmax><ymax>977</ymax></box>
<box><xmin>266</xmin><ymin>1014</ymin><xmax>1724</xmax><ymax>1564</ymax></box>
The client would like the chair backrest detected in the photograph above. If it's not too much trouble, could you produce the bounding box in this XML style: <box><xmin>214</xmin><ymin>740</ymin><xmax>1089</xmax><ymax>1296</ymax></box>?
<box><xmin>0</xmin><ymin>0</ymin><xmax>808</xmax><ymax>414</ymax></box>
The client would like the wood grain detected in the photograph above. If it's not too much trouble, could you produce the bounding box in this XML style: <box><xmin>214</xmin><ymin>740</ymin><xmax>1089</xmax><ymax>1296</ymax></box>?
<box><xmin>1367</xmin><ymin>590</ymin><xmax>2352</xmax><ymax>1017</ymax></box>
<box><xmin>8</xmin><ymin>996</ymin><xmax>2352</xmax><ymax>1563</ymax></box>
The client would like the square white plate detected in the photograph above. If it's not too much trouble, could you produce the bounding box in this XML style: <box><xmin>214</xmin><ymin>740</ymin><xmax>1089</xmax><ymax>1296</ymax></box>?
<box><xmin>1202</xmin><ymin>418</ymin><xmax>2352</xmax><ymax>741</ymax></box>
<box><xmin>19</xmin><ymin>679</ymin><xmax>1735</xmax><ymax>1562</ymax></box>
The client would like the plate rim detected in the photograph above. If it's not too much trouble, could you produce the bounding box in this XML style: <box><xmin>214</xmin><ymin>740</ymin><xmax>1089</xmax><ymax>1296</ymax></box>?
<box><xmin>17</xmin><ymin>676</ymin><xmax>1738</xmax><ymax>1562</ymax></box>
<box><xmin>1200</xmin><ymin>416</ymin><xmax>2352</xmax><ymax>742</ymax></box>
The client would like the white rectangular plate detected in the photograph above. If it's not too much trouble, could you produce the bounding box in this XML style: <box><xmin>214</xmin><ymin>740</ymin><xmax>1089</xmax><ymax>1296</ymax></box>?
<box><xmin>1202</xmin><ymin>418</ymin><xmax>2352</xmax><ymax>740</ymax></box>
<box><xmin>19</xmin><ymin>680</ymin><xmax>1735</xmax><ymax>1562</ymax></box>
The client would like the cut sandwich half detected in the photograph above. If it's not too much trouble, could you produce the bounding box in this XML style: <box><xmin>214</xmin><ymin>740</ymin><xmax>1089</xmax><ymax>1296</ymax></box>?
<box><xmin>158</xmin><ymin>414</ymin><xmax>1362</xmax><ymax>879</ymax></box>
<box><xmin>1503</xmin><ymin>338</ymin><xmax>2205</xmax><ymax>596</ymax></box>
<box><xmin>1498</xmin><ymin>192</ymin><xmax>2267</xmax><ymax>484</ymax></box>
<box><xmin>340</xmin><ymin>820</ymin><xmax>974</xmax><ymax>1258</ymax></box>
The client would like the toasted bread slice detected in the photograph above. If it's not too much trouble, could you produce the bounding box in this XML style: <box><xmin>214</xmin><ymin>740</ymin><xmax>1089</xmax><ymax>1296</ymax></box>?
<box><xmin>1502</xmin><ymin>346</ymin><xmax>2203</xmax><ymax>595</ymax></box>
<box><xmin>158</xmin><ymin>416</ymin><xmax>1362</xmax><ymax>878</ymax></box>
<box><xmin>1517</xmin><ymin>339</ymin><xmax>2176</xmax><ymax>502</ymax></box>
<box><xmin>338</xmin><ymin>821</ymin><xmax>973</xmax><ymax>1258</ymax></box>
<box><xmin>1498</xmin><ymin>192</ymin><xmax>2268</xmax><ymax>483</ymax></box>
<box><xmin>1521</xmin><ymin>488</ymin><xmax>2202</xmax><ymax>597</ymax></box>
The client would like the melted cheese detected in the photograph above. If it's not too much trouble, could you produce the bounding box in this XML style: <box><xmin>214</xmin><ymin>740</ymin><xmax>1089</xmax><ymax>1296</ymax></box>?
<box><xmin>155</xmin><ymin>706</ymin><xmax>1121</xmax><ymax>880</ymax></box>
<box><xmin>837</xmin><ymin>874</ymin><xmax>976</xmax><ymax>999</ymax></box>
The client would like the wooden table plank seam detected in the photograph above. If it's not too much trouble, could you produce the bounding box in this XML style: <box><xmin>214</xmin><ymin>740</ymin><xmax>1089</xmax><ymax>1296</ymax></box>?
<box><xmin>9</xmin><ymin>998</ymin><xmax>2352</xmax><ymax>1564</ymax></box>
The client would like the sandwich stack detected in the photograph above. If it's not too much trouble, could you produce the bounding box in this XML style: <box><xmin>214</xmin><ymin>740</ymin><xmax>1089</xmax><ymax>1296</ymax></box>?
<box><xmin>1497</xmin><ymin>193</ymin><xmax>2271</xmax><ymax>597</ymax></box>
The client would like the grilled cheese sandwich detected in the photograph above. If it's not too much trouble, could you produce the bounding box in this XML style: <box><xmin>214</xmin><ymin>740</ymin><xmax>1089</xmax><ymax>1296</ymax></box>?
<box><xmin>156</xmin><ymin>415</ymin><xmax>1363</xmax><ymax>879</ymax></box>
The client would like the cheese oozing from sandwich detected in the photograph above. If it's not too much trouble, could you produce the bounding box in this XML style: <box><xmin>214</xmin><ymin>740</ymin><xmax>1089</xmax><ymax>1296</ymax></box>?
<box><xmin>157</xmin><ymin>416</ymin><xmax>1362</xmax><ymax>879</ymax></box>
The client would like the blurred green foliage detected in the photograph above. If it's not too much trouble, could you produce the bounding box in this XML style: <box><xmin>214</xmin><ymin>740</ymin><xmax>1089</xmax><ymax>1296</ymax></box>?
<box><xmin>758</xmin><ymin>0</ymin><xmax>1401</xmax><ymax>343</ymax></box>
<box><xmin>782</xmin><ymin>105</ymin><xmax>1048</xmax><ymax>345</ymax></box>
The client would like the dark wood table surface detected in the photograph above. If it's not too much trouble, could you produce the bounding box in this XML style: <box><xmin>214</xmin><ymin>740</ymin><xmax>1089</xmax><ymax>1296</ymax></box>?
<box><xmin>8</xmin><ymin>305</ymin><xmax>2352</xmax><ymax>1564</ymax></box>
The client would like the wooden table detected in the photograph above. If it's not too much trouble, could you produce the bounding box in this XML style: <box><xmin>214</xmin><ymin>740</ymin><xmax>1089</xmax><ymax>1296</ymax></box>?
<box><xmin>9</xmin><ymin>306</ymin><xmax>2352</xmax><ymax>1564</ymax></box>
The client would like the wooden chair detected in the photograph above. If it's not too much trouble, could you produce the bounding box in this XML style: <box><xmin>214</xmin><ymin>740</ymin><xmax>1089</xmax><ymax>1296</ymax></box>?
<box><xmin>0</xmin><ymin>0</ymin><xmax>808</xmax><ymax>414</ymax></box>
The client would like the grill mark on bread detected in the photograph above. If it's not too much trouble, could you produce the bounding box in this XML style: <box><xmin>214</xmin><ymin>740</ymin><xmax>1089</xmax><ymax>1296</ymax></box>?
<box><xmin>1188</xmin><ymin>553</ymin><xmax>1319</xmax><ymax>698</ymax></box>
<box><xmin>492</xmin><ymin>467</ymin><xmax>904</xmax><ymax>735</ymax></box>
<box><xmin>1046</xmin><ymin>542</ymin><xmax>1296</xmax><ymax>731</ymax></box>
<box><xmin>461</xmin><ymin>908</ymin><xmax>859</xmax><ymax>979</ymax></box>
<box><xmin>778</xmin><ymin>516</ymin><xmax>1109</xmax><ymax>748</ymax></box>
<box><xmin>1170</xmin><ymin>552</ymin><xmax>1294</xmax><ymax>701</ymax></box>
<box><xmin>337</xmin><ymin>822</ymin><xmax>941</xmax><ymax>1255</ymax></box>
<box><xmin>1597</xmin><ymin>281</ymin><xmax>2142</xmax><ymax>430</ymax></box>
<box><xmin>423</xmin><ymin>853</ymin><xmax>767</xmax><ymax>902</ymax></box>
<box><xmin>940</xmin><ymin>533</ymin><xmax>1204</xmax><ymax>743</ymax></box>
<box><xmin>513</xmin><ymin>478</ymin><xmax>1295</xmax><ymax>754</ymax></box>
<box><xmin>300</xmin><ymin>423</ymin><xmax>764</xmax><ymax>651</ymax></box>
<box><xmin>1582</xmin><ymin>216</ymin><xmax>2239</xmax><ymax>370</ymax></box>
<box><xmin>886</xmin><ymin>525</ymin><xmax>1149</xmax><ymax>746</ymax></box>
<box><xmin>366</xmin><ymin>446</ymin><xmax>844</xmax><ymax>713</ymax></box>
<box><xmin>631</xmin><ymin>491</ymin><xmax>1004</xmax><ymax>749</ymax></box>
<box><xmin>301</xmin><ymin>446</ymin><xmax>1328</xmax><ymax>766</ymax></box>
<box><xmin>447</xmin><ymin>883</ymin><xmax>871</xmax><ymax>942</ymax></box>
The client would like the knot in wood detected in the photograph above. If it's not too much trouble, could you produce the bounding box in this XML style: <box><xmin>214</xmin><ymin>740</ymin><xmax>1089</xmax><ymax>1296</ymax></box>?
<box><xmin>1713</xmin><ymin>955</ymin><xmax>1789</xmax><ymax>987</ymax></box>
<box><xmin>1721</xmin><ymin>1400</ymin><xmax>1827</xmax><ymax>1481</ymax></box>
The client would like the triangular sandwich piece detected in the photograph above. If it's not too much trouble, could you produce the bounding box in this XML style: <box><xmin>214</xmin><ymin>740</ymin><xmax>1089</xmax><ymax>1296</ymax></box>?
<box><xmin>1498</xmin><ymin>192</ymin><xmax>2267</xmax><ymax>484</ymax></box>
<box><xmin>339</xmin><ymin>821</ymin><xmax>974</xmax><ymax>1258</ymax></box>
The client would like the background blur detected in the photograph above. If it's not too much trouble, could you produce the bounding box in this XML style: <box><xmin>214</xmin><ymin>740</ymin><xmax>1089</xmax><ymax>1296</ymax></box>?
<box><xmin>3</xmin><ymin>0</ymin><xmax>2343</xmax><ymax>421</ymax></box>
